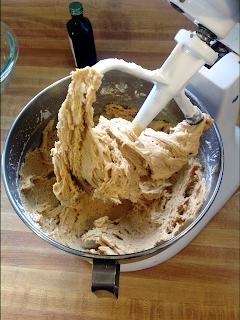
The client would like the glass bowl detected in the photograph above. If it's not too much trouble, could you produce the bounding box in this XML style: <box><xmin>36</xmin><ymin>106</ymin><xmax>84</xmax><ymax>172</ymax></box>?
<box><xmin>1</xmin><ymin>21</ymin><xmax>19</xmax><ymax>95</ymax></box>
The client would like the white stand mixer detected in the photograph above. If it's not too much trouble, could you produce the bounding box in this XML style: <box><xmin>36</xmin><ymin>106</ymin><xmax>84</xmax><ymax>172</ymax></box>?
<box><xmin>98</xmin><ymin>0</ymin><xmax>239</xmax><ymax>272</ymax></box>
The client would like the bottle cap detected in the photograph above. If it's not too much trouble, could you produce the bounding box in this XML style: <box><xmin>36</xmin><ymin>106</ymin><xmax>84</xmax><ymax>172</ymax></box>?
<box><xmin>69</xmin><ymin>2</ymin><xmax>83</xmax><ymax>15</ymax></box>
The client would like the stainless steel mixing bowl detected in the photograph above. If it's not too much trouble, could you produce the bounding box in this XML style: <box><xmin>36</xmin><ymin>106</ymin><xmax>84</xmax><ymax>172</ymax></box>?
<box><xmin>2</xmin><ymin>70</ymin><xmax>223</xmax><ymax>298</ymax></box>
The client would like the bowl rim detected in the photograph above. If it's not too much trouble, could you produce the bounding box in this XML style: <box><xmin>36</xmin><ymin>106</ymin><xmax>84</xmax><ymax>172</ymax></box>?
<box><xmin>1</xmin><ymin>21</ymin><xmax>19</xmax><ymax>81</ymax></box>
<box><xmin>1</xmin><ymin>75</ymin><xmax>224</xmax><ymax>262</ymax></box>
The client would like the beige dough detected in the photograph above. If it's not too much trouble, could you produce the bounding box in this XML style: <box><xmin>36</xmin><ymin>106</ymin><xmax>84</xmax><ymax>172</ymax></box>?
<box><xmin>19</xmin><ymin>67</ymin><xmax>213</xmax><ymax>255</ymax></box>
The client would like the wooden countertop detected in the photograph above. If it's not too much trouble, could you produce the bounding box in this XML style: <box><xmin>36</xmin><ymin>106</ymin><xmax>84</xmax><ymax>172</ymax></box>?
<box><xmin>1</xmin><ymin>1</ymin><xmax>239</xmax><ymax>319</ymax></box>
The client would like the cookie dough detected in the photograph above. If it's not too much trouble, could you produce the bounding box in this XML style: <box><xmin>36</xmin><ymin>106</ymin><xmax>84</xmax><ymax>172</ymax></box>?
<box><xmin>19</xmin><ymin>67</ymin><xmax>213</xmax><ymax>255</ymax></box>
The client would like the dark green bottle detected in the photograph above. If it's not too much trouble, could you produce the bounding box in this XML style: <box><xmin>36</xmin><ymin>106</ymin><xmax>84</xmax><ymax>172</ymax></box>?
<box><xmin>67</xmin><ymin>2</ymin><xmax>97</xmax><ymax>68</ymax></box>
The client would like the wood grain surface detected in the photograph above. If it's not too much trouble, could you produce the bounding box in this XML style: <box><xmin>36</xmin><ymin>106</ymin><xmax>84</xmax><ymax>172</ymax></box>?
<box><xmin>1</xmin><ymin>1</ymin><xmax>239</xmax><ymax>319</ymax></box>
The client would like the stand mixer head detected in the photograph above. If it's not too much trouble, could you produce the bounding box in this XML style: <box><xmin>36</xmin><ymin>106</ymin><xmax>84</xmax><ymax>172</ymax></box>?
<box><xmin>168</xmin><ymin>0</ymin><xmax>239</xmax><ymax>41</ymax></box>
